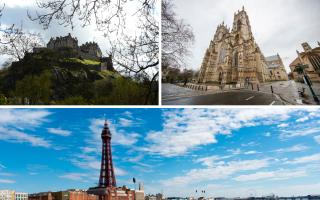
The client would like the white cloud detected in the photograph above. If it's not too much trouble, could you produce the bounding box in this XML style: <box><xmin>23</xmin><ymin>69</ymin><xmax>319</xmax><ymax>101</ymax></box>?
<box><xmin>234</xmin><ymin>169</ymin><xmax>307</xmax><ymax>181</ymax></box>
<box><xmin>228</xmin><ymin>148</ymin><xmax>242</xmax><ymax>155</ymax></box>
<box><xmin>264</xmin><ymin>132</ymin><xmax>271</xmax><ymax>137</ymax></box>
<box><xmin>59</xmin><ymin>173</ymin><xmax>88</xmax><ymax>181</ymax></box>
<box><xmin>119</xmin><ymin>118</ymin><xmax>133</xmax><ymax>127</ymax></box>
<box><xmin>287</xmin><ymin>153</ymin><xmax>320</xmax><ymax>164</ymax></box>
<box><xmin>0</xmin><ymin>178</ymin><xmax>15</xmax><ymax>183</ymax></box>
<box><xmin>314</xmin><ymin>135</ymin><xmax>320</xmax><ymax>144</ymax></box>
<box><xmin>144</xmin><ymin>108</ymin><xmax>297</xmax><ymax>157</ymax></box>
<box><xmin>280</xmin><ymin>127</ymin><xmax>320</xmax><ymax>138</ymax></box>
<box><xmin>0</xmin><ymin>127</ymin><xmax>51</xmax><ymax>147</ymax></box>
<box><xmin>0</xmin><ymin>109</ymin><xmax>51</xmax><ymax>127</ymax></box>
<box><xmin>161</xmin><ymin>159</ymin><xmax>269</xmax><ymax>186</ymax></box>
<box><xmin>278</xmin><ymin>123</ymin><xmax>289</xmax><ymax>128</ymax></box>
<box><xmin>0</xmin><ymin>109</ymin><xmax>52</xmax><ymax>147</ymax></box>
<box><xmin>244</xmin><ymin>150</ymin><xmax>259</xmax><ymax>155</ymax></box>
<box><xmin>296</xmin><ymin>116</ymin><xmax>309</xmax><ymax>122</ymax></box>
<box><xmin>194</xmin><ymin>155</ymin><xmax>230</xmax><ymax>167</ymax></box>
<box><xmin>274</xmin><ymin>144</ymin><xmax>309</xmax><ymax>153</ymax></box>
<box><xmin>47</xmin><ymin>128</ymin><xmax>71</xmax><ymax>136</ymax></box>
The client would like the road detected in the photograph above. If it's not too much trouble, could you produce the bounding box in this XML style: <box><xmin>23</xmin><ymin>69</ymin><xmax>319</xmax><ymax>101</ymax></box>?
<box><xmin>162</xmin><ymin>89</ymin><xmax>283</xmax><ymax>105</ymax></box>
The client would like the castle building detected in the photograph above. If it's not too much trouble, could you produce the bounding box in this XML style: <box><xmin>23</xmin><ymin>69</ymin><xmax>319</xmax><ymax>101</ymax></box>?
<box><xmin>47</xmin><ymin>33</ymin><xmax>79</xmax><ymax>50</ymax></box>
<box><xmin>265</xmin><ymin>54</ymin><xmax>288</xmax><ymax>81</ymax></box>
<box><xmin>198</xmin><ymin>7</ymin><xmax>271</xmax><ymax>87</ymax></box>
<box><xmin>33</xmin><ymin>33</ymin><xmax>114</xmax><ymax>71</ymax></box>
<box><xmin>289</xmin><ymin>42</ymin><xmax>320</xmax><ymax>82</ymax></box>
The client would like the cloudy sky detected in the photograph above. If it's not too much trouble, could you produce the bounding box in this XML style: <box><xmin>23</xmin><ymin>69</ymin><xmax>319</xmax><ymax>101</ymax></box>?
<box><xmin>1</xmin><ymin>108</ymin><xmax>320</xmax><ymax>197</ymax></box>
<box><xmin>173</xmin><ymin>0</ymin><xmax>320</xmax><ymax>73</ymax></box>
<box><xmin>0</xmin><ymin>0</ymin><xmax>146</xmax><ymax>67</ymax></box>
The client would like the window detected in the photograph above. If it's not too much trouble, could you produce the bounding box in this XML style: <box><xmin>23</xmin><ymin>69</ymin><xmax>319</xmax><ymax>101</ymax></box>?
<box><xmin>232</xmin><ymin>51</ymin><xmax>238</xmax><ymax>67</ymax></box>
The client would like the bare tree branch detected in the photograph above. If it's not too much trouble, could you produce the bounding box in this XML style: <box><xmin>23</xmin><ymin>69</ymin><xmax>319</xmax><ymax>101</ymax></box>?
<box><xmin>0</xmin><ymin>23</ymin><xmax>45</xmax><ymax>61</ymax></box>
<box><xmin>161</xmin><ymin>0</ymin><xmax>194</xmax><ymax>69</ymax></box>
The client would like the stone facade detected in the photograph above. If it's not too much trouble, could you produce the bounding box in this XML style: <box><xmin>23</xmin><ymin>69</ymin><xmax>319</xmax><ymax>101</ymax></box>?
<box><xmin>289</xmin><ymin>42</ymin><xmax>320</xmax><ymax>82</ymax></box>
<box><xmin>265</xmin><ymin>54</ymin><xmax>288</xmax><ymax>81</ymax></box>
<box><xmin>198</xmin><ymin>7</ymin><xmax>271</xmax><ymax>87</ymax></box>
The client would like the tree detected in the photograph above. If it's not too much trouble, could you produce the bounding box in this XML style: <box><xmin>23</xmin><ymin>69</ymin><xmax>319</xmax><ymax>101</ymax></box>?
<box><xmin>162</xmin><ymin>0</ymin><xmax>194</xmax><ymax>69</ymax></box>
<box><xmin>14</xmin><ymin>70</ymin><xmax>52</xmax><ymax>104</ymax></box>
<box><xmin>0</xmin><ymin>24</ymin><xmax>44</xmax><ymax>61</ymax></box>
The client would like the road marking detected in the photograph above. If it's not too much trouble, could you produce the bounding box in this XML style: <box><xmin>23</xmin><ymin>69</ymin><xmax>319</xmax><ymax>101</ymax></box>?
<box><xmin>245</xmin><ymin>96</ymin><xmax>255</xmax><ymax>101</ymax></box>
<box><xmin>270</xmin><ymin>101</ymin><xmax>276</xmax><ymax>105</ymax></box>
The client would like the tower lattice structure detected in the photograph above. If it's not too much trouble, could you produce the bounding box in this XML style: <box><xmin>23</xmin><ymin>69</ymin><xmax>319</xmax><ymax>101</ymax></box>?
<box><xmin>98</xmin><ymin>120</ymin><xmax>116</xmax><ymax>188</ymax></box>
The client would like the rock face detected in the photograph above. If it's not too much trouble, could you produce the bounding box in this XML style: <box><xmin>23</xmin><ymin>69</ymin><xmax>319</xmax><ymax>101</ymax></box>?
<box><xmin>198</xmin><ymin>7</ymin><xmax>271</xmax><ymax>87</ymax></box>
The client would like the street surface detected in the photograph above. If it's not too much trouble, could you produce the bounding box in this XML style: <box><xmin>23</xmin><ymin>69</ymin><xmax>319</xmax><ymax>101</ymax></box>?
<box><xmin>162</xmin><ymin>84</ymin><xmax>283</xmax><ymax>105</ymax></box>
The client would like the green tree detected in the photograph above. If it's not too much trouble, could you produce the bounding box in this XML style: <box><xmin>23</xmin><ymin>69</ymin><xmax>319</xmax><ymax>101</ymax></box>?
<box><xmin>14</xmin><ymin>70</ymin><xmax>52</xmax><ymax>104</ymax></box>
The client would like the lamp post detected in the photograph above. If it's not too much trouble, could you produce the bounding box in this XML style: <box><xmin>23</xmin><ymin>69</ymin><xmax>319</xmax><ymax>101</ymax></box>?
<box><xmin>294</xmin><ymin>64</ymin><xmax>320</xmax><ymax>104</ymax></box>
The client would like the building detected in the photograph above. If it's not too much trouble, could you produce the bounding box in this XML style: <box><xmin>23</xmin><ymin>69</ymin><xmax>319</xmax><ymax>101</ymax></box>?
<box><xmin>265</xmin><ymin>54</ymin><xmax>288</xmax><ymax>81</ymax></box>
<box><xmin>29</xmin><ymin>190</ymin><xmax>97</xmax><ymax>200</ymax></box>
<box><xmin>0</xmin><ymin>190</ymin><xmax>15</xmax><ymax>200</ymax></box>
<box><xmin>87</xmin><ymin>120</ymin><xmax>135</xmax><ymax>200</ymax></box>
<box><xmin>28</xmin><ymin>192</ymin><xmax>53</xmax><ymax>200</ymax></box>
<box><xmin>135</xmin><ymin>183</ymin><xmax>144</xmax><ymax>200</ymax></box>
<box><xmin>144</xmin><ymin>195</ymin><xmax>156</xmax><ymax>200</ymax></box>
<box><xmin>289</xmin><ymin>42</ymin><xmax>320</xmax><ymax>83</ymax></box>
<box><xmin>15</xmin><ymin>193</ymin><xmax>28</xmax><ymax>200</ymax></box>
<box><xmin>198</xmin><ymin>7</ymin><xmax>271</xmax><ymax>87</ymax></box>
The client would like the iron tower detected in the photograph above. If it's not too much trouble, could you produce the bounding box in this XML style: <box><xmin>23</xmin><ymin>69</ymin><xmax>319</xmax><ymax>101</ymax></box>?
<box><xmin>98</xmin><ymin>120</ymin><xmax>116</xmax><ymax>188</ymax></box>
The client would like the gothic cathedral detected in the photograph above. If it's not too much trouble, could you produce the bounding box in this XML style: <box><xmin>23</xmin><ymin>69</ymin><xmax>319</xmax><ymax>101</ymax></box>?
<box><xmin>198</xmin><ymin>7</ymin><xmax>272</xmax><ymax>87</ymax></box>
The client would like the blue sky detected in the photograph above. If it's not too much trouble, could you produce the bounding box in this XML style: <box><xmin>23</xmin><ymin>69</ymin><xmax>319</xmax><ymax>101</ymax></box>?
<box><xmin>0</xmin><ymin>108</ymin><xmax>320</xmax><ymax>197</ymax></box>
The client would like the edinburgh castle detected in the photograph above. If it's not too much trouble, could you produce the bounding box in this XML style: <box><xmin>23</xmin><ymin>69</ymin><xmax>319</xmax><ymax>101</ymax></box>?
<box><xmin>34</xmin><ymin>33</ymin><xmax>114</xmax><ymax>71</ymax></box>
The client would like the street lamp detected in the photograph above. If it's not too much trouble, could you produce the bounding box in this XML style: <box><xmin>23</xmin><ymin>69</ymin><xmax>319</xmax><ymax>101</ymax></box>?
<box><xmin>294</xmin><ymin>63</ymin><xmax>320</xmax><ymax>104</ymax></box>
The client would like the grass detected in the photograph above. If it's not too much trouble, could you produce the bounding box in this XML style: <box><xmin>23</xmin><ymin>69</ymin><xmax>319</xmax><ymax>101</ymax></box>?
<box><xmin>63</xmin><ymin>58</ymin><xmax>101</xmax><ymax>65</ymax></box>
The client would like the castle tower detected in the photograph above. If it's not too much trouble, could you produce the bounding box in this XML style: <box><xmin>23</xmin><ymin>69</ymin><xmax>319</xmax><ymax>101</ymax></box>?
<box><xmin>99</xmin><ymin>120</ymin><xmax>116</xmax><ymax>188</ymax></box>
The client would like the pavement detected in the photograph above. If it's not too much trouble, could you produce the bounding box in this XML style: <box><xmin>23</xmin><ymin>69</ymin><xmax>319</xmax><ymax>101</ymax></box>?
<box><xmin>258</xmin><ymin>80</ymin><xmax>320</xmax><ymax>105</ymax></box>
<box><xmin>162</xmin><ymin>84</ymin><xmax>283</xmax><ymax>105</ymax></box>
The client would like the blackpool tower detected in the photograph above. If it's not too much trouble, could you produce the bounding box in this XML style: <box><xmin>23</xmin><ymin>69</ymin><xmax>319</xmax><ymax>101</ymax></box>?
<box><xmin>88</xmin><ymin>120</ymin><xmax>134</xmax><ymax>200</ymax></box>
<box><xmin>99</xmin><ymin>120</ymin><xmax>116</xmax><ymax>188</ymax></box>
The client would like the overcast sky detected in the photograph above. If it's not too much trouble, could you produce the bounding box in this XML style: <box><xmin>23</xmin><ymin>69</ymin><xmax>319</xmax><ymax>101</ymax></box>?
<box><xmin>0</xmin><ymin>0</ymin><xmax>143</xmax><ymax>67</ymax></box>
<box><xmin>173</xmin><ymin>0</ymin><xmax>320</xmax><ymax>73</ymax></box>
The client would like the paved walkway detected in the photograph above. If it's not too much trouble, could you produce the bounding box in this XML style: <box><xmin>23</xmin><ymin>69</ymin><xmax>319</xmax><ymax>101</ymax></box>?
<box><xmin>258</xmin><ymin>80</ymin><xmax>320</xmax><ymax>105</ymax></box>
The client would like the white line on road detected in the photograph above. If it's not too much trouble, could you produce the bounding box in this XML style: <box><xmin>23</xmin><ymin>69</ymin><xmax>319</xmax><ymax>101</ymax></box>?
<box><xmin>245</xmin><ymin>96</ymin><xmax>255</xmax><ymax>101</ymax></box>
<box><xmin>270</xmin><ymin>101</ymin><xmax>276</xmax><ymax>105</ymax></box>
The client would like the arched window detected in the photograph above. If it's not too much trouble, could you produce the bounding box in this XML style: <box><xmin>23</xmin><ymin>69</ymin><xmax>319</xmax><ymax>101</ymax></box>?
<box><xmin>237</xmin><ymin>20</ymin><xmax>242</xmax><ymax>31</ymax></box>
<box><xmin>232</xmin><ymin>51</ymin><xmax>238</xmax><ymax>67</ymax></box>
<box><xmin>218</xmin><ymin>45</ymin><xmax>227</xmax><ymax>64</ymax></box>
